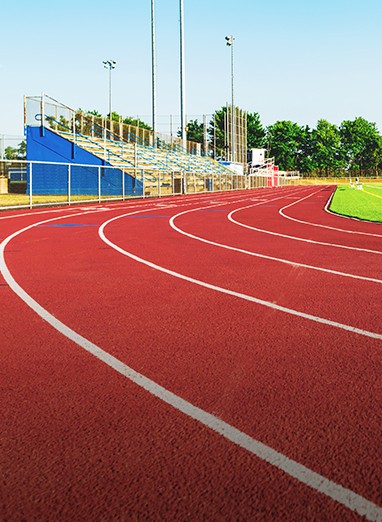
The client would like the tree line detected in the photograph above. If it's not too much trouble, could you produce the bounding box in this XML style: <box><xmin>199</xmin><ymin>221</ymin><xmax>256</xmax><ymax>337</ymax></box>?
<box><xmin>2</xmin><ymin>141</ymin><xmax>26</xmax><ymax>160</ymax></box>
<box><xmin>189</xmin><ymin>109</ymin><xmax>382</xmax><ymax>177</ymax></box>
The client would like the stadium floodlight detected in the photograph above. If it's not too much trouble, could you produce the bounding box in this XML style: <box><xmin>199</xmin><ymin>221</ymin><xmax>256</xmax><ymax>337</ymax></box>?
<box><xmin>151</xmin><ymin>0</ymin><xmax>157</xmax><ymax>141</ymax></box>
<box><xmin>103</xmin><ymin>60</ymin><xmax>116</xmax><ymax>121</ymax></box>
<box><xmin>225</xmin><ymin>35</ymin><xmax>235</xmax><ymax>162</ymax></box>
<box><xmin>179</xmin><ymin>0</ymin><xmax>186</xmax><ymax>150</ymax></box>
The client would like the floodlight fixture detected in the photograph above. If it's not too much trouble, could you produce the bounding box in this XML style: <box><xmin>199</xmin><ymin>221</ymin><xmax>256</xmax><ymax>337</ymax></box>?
<box><xmin>103</xmin><ymin>60</ymin><xmax>116</xmax><ymax>70</ymax></box>
<box><xmin>225</xmin><ymin>35</ymin><xmax>234</xmax><ymax>46</ymax></box>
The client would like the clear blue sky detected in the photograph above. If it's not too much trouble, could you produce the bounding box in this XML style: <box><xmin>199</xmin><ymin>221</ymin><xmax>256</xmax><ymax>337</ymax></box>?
<box><xmin>1</xmin><ymin>0</ymin><xmax>382</xmax><ymax>139</ymax></box>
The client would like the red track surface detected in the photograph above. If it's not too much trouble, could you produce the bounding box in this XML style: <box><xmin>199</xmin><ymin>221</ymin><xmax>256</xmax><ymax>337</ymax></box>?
<box><xmin>1</xmin><ymin>186</ymin><xmax>381</xmax><ymax>521</ymax></box>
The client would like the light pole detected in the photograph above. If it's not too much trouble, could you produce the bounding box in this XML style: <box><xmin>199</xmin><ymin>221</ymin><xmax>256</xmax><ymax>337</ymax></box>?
<box><xmin>179</xmin><ymin>0</ymin><xmax>186</xmax><ymax>151</ymax></box>
<box><xmin>225</xmin><ymin>35</ymin><xmax>235</xmax><ymax>163</ymax></box>
<box><xmin>103</xmin><ymin>59</ymin><xmax>116</xmax><ymax>123</ymax></box>
<box><xmin>151</xmin><ymin>0</ymin><xmax>157</xmax><ymax>146</ymax></box>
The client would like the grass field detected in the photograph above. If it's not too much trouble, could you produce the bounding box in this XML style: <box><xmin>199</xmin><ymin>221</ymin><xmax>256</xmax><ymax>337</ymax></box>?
<box><xmin>0</xmin><ymin>194</ymin><xmax>114</xmax><ymax>208</ymax></box>
<box><xmin>330</xmin><ymin>184</ymin><xmax>382</xmax><ymax>222</ymax></box>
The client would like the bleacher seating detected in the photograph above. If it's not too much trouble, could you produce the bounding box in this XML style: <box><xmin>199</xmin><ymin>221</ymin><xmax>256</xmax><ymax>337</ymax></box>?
<box><xmin>52</xmin><ymin>119</ymin><xmax>233</xmax><ymax>196</ymax></box>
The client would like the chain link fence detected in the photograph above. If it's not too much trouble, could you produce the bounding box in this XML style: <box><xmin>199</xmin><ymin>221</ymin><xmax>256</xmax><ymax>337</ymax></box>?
<box><xmin>0</xmin><ymin>160</ymin><xmax>295</xmax><ymax>210</ymax></box>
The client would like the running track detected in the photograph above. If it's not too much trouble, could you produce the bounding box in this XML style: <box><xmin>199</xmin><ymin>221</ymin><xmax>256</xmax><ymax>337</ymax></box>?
<box><xmin>1</xmin><ymin>185</ymin><xmax>381</xmax><ymax>521</ymax></box>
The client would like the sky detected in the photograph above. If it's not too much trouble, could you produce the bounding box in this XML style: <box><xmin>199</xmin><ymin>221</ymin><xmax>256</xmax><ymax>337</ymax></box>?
<box><xmin>1</xmin><ymin>0</ymin><xmax>382</xmax><ymax>143</ymax></box>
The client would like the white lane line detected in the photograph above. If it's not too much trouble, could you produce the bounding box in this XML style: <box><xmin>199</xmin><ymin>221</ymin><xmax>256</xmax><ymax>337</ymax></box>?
<box><xmin>169</xmin><ymin>206</ymin><xmax>382</xmax><ymax>285</ymax></box>
<box><xmin>0</xmin><ymin>201</ymin><xmax>155</xmax><ymax>221</ymax></box>
<box><xmin>100</xmin><ymin>213</ymin><xmax>382</xmax><ymax>340</ymax></box>
<box><xmin>229</xmin><ymin>200</ymin><xmax>382</xmax><ymax>256</ymax></box>
<box><xmin>280</xmin><ymin>188</ymin><xmax>382</xmax><ymax>238</ymax></box>
<box><xmin>0</xmin><ymin>206</ymin><xmax>87</xmax><ymax>220</ymax></box>
<box><xmin>1</xmin><ymin>213</ymin><xmax>381</xmax><ymax>522</ymax></box>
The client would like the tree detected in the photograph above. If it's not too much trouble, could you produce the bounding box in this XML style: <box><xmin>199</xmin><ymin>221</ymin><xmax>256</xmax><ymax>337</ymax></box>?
<box><xmin>4</xmin><ymin>141</ymin><xmax>26</xmax><ymax>160</ymax></box>
<box><xmin>16</xmin><ymin>140</ymin><xmax>26</xmax><ymax>160</ymax></box>
<box><xmin>208</xmin><ymin>107</ymin><xmax>228</xmax><ymax>159</ymax></box>
<box><xmin>265</xmin><ymin>120</ymin><xmax>304</xmax><ymax>171</ymax></box>
<box><xmin>339</xmin><ymin>117</ymin><xmax>382</xmax><ymax>173</ymax></box>
<box><xmin>296</xmin><ymin>125</ymin><xmax>315</xmax><ymax>174</ymax></box>
<box><xmin>178</xmin><ymin>119</ymin><xmax>204</xmax><ymax>143</ymax></box>
<box><xmin>84</xmin><ymin>110</ymin><xmax>152</xmax><ymax>130</ymax></box>
<box><xmin>4</xmin><ymin>146</ymin><xmax>17</xmax><ymax>160</ymax></box>
<box><xmin>122</xmin><ymin>115</ymin><xmax>151</xmax><ymax>130</ymax></box>
<box><xmin>311</xmin><ymin>119</ymin><xmax>344</xmax><ymax>175</ymax></box>
<box><xmin>247</xmin><ymin>112</ymin><xmax>265</xmax><ymax>149</ymax></box>
<box><xmin>86</xmin><ymin>109</ymin><xmax>102</xmax><ymax>117</ymax></box>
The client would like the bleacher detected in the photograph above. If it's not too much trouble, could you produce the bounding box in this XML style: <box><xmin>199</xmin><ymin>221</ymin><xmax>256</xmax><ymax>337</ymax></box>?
<box><xmin>36</xmin><ymin>98</ymin><xmax>234</xmax><ymax>196</ymax></box>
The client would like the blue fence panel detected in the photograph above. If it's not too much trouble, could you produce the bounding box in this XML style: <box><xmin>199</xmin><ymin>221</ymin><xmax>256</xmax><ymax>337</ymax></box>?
<box><xmin>100</xmin><ymin>167</ymin><xmax>122</xmax><ymax>197</ymax></box>
<box><xmin>70</xmin><ymin>165</ymin><xmax>98</xmax><ymax>196</ymax></box>
<box><xmin>27</xmin><ymin>163</ymin><xmax>68</xmax><ymax>195</ymax></box>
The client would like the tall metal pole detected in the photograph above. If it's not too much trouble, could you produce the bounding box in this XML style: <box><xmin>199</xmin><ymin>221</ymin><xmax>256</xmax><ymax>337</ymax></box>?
<box><xmin>179</xmin><ymin>0</ymin><xmax>186</xmax><ymax>151</ymax></box>
<box><xmin>225</xmin><ymin>35</ymin><xmax>235</xmax><ymax>163</ymax></box>
<box><xmin>231</xmin><ymin>39</ymin><xmax>235</xmax><ymax>163</ymax></box>
<box><xmin>103</xmin><ymin>60</ymin><xmax>116</xmax><ymax>124</ymax></box>
<box><xmin>151</xmin><ymin>0</ymin><xmax>157</xmax><ymax>145</ymax></box>
<box><xmin>108</xmin><ymin>66</ymin><xmax>112</xmax><ymax>136</ymax></box>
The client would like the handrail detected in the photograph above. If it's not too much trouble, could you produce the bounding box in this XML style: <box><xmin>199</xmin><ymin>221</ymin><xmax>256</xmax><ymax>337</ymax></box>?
<box><xmin>45</xmin><ymin>116</ymin><xmax>134</xmax><ymax>166</ymax></box>
<box><xmin>26</xmin><ymin>94</ymin><xmax>203</xmax><ymax>157</ymax></box>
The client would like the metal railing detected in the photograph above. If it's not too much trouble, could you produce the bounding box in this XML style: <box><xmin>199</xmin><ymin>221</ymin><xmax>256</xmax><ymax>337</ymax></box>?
<box><xmin>25</xmin><ymin>95</ymin><xmax>204</xmax><ymax>157</ymax></box>
<box><xmin>0</xmin><ymin>159</ymin><xmax>296</xmax><ymax>210</ymax></box>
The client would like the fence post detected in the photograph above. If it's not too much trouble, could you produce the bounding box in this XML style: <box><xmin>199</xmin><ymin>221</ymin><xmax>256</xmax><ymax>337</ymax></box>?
<box><xmin>103</xmin><ymin>121</ymin><xmax>107</xmax><ymax>160</ymax></box>
<box><xmin>122</xmin><ymin>168</ymin><xmax>125</xmax><ymax>200</ymax></box>
<box><xmin>98</xmin><ymin>166</ymin><xmax>101</xmax><ymax>203</ymax></box>
<box><xmin>142</xmin><ymin>169</ymin><xmax>145</xmax><ymax>198</ymax></box>
<box><xmin>29</xmin><ymin>162</ymin><xmax>33</xmax><ymax>209</ymax></box>
<box><xmin>68</xmin><ymin>164</ymin><xmax>71</xmax><ymax>205</ymax></box>
<box><xmin>72</xmin><ymin>110</ymin><xmax>76</xmax><ymax>143</ymax></box>
<box><xmin>41</xmin><ymin>94</ymin><xmax>45</xmax><ymax>137</ymax></box>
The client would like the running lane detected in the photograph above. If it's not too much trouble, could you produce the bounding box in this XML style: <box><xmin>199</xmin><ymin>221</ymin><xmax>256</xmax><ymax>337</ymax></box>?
<box><xmin>1</xmin><ymin>188</ymin><xmax>381</xmax><ymax>521</ymax></box>
<box><xmin>229</xmin><ymin>186</ymin><xmax>382</xmax><ymax>252</ymax></box>
<box><xmin>173</xmin><ymin>186</ymin><xmax>382</xmax><ymax>282</ymax></box>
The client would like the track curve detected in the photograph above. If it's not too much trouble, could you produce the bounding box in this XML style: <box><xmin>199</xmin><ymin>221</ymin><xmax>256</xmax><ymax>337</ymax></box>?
<box><xmin>1</xmin><ymin>186</ymin><xmax>381</xmax><ymax>521</ymax></box>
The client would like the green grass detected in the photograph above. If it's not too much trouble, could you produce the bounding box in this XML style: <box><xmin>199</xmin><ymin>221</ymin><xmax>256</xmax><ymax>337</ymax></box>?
<box><xmin>330</xmin><ymin>184</ymin><xmax>382</xmax><ymax>222</ymax></box>
<box><xmin>0</xmin><ymin>194</ymin><xmax>115</xmax><ymax>208</ymax></box>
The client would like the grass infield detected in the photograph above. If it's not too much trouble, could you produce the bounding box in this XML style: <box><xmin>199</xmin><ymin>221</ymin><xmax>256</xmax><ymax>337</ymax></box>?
<box><xmin>330</xmin><ymin>184</ymin><xmax>382</xmax><ymax>222</ymax></box>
